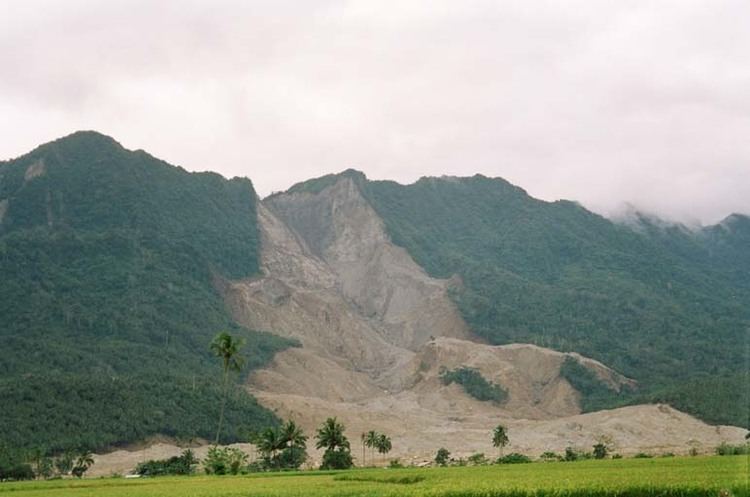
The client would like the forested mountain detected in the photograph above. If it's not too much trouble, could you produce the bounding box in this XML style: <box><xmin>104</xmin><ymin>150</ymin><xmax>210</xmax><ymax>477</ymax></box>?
<box><xmin>288</xmin><ymin>170</ymin><xmax>749</xmax><ymax>427</ymax></box>
<box><xmin>1</xmin><ymin>133</ymin><xmax>746</xmax><ymax>458</ymax></box>
<box><xmin>0</xmin><ymin>132</ymin><xmax>293</xmax><ymax>454</ymax></box>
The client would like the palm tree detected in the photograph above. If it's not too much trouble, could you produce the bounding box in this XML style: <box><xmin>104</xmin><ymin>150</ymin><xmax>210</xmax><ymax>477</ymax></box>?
<box><xmin>315</xmin><ymin>417</ymin><xmax>348</xmax><ymax>451</ymax></box>
<box><xmin>375</xmin><ymin>433</ymin><xmax>392</xmax><ymax>465</ymax></box>
<box><xmin>280</xmin><ymin>420</ymin><xmax>308</xmax><ymax>469</ymax></box>
<box><xmin>257</xmin><ymin>427</ymin><xmax>282</xmax><ymax>468</ymax></box>
<box><xmin>360</xmin><ymin>433</ymin><xmax>367</xmax><ymax>467</ymax></box>
<box><xmin>280</xmin><ymin>420</ymin><xmax>307</xmax><ymax>457</ymax></box>
<box><xmin>54</xmin><ymin>451</ymin><xmax>74</xmax><ymax>476</ymax></box>
<box><xmin>256</xmin><ymin>421</ymin><xmax>308</xmax><ymax>470</ymax></box>
<box><xmin>492</xmin><ymin>424</ymin><xmax>509</xmax><ymax>459</ymax></box>
<box><xmin>365</xmin><ymin>430</ymin><xmax>379</xmax><ymax>465</ymax></box>
<box><xmin>210</xmin><ymin>331</ymin><xmax>245</xmax><ymax>445</ymax></box>
<box><xmin>315</xmin><ymin>418</ymin><xmax>352</xmax><ymax>470</ymax></box>
<box><xmin>75</xmin><ymin>452</ymin><xmax>94</xmax><ymax>469</ymax></box>
<box><xmin>71</xmin><ymin>451</ymin><xmax>94</xmax><ymax>478</ymax></box>
<box><xmin>280</xmin><ymin>420</ymin><xmax>307</xmax><ymax>449</ymax></box>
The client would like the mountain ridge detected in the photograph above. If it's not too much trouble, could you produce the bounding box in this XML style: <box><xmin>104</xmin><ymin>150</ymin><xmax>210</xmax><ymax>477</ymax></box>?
<box><xmin>233</xmin><ymin>170</ymin><xmax>746</xmax><ymax>466</ymax></box>
<box><xmin>274</xmin><ymin>168</ymin><xmax>750</xmax><ymax>230</ymax></box>
<box><xmin>281</xmin><ymin>168</ymin><xmax>748</xmax><ymax>427</ymax></box>
<box><xmin>0</xmin><ymin>131</ymin><xmax>747</xmax><ymax>460</ymax></box>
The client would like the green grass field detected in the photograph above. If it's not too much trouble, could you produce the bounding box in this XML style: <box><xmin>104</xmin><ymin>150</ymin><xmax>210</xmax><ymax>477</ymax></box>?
<box><xmin>1</xmin><ymin>456</ymin><xmax>747</xmax><ymax>497</ymax></box>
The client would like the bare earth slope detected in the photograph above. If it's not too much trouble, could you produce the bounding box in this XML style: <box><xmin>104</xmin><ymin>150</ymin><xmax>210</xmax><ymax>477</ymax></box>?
<box><xmin>222</xmin><ymin>176</ymin><xmax>746</xmax><ymax>462</ymax></box>
<box><xmin>91</xmin><ymin>176</ymin><xmax>746</xmax><ymax>475</ymax></box>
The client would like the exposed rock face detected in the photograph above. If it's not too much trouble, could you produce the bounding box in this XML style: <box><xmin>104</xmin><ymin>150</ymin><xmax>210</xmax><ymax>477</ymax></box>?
<box><xmin>223</xmin><ymin>199</ymin><xmax>415</xmax><ymax>398</ymax></box>
<box><xmin>219</xmin><ymin>175</ymin><xmax>746</xmax><ymax>461</ymax></box>
<box><xmin>223</xmin><ymin>176</ymin><xmax>473</xmax><ymax>400</ymax></box>
<box><xmin>266</xmin><ymin>177</ymin><xmax>471</xmax><ymax>350</ymax></box>
<box><xmin>24</xmin><ymin>158</ymin><xmax>46</xmax><ymax>181</ymax></box>
<box><xmin>222</xmin><ymin>175</ymin><xmax>628</xmax><ymax>419</ymax></box>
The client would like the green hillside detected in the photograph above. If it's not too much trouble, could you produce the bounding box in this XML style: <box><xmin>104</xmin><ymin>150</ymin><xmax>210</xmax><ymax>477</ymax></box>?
<box><xmin>304</xmin><ymin>170</ymin><xmax>748</xmax><ymax>427</ymax></box>
<box><xmin>0</xmin><ymin>132</ymin><xmax>293</xmax><ymax>454</ymax></box>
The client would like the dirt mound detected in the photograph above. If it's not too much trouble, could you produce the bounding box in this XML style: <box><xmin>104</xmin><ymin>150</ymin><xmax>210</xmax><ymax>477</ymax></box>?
<box><xmin>252</xmin><ymin>394</ymin><xmax>745</xmax><ymax>466</ymax></box>
<box><xmin>88</xmin><ymin>401</ymin><xmax>746</xmax><ymax>475</ymax></box>
<box><xmin>88</xmin><ymin>442</ymin><xmax>257</xmax><ymax>477</ymax></box>
<box><xmin>404</xmin><ymin>338</ymin><xmax>635</xmax><ymax>419</ymax></box>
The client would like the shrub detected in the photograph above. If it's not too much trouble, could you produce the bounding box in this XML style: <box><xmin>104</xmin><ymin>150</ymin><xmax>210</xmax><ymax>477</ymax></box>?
<box><xmin>497</xmin><ymin>453</ymin><xmax>532</xmax><ymax>464</ymax></box>
<box><xmin>203</xmin><ymin>447</ymin><xmax>248</xmax><ymax>475</ymax></box>
<box><xmin>540</xmin><ymin>451</ymin><xmax>561</xmax><ymax>462</ymax></box>
<box><xmin>593</xmin><ymin>443</ymin><xmax>609</xmax><ymax>459</ymax></box>
<box><xmin>715</xmin><ymin>443</ymin><xmax>749</xmax><ymax>456</ymax></box>
<box><xmin>54</xmin><ymin>452</ymin><xmax>74</xmax><ymax>476</ymax></box>
<box><xmin>388</xmin><ymin>459</ymin><xmax>404</xmax><ymax>469</ymax></box>
<box><xmin>435</xmin><ymin>448</ymin><xmax>451</xmax><ymax>466</ymax></box>
<box><xmin>203</xmin><ymin>447</ymin><xmax>227</xmax><ymax>475</ymax></box>
<box><xmin>226</xmin><ymin>448</ymin><xmax>249</xmax><ymax>475</ymax></box>
<box><xmin>136</xmin><ymin>449</ymin><xmax>198</xmax><ymax>476</ymax></box>
<box><xmin>0</xmin><ymin>463</ymin><xmax>35</xmax><ymax>481</ymax></box>
<box><xmin>440</xmin><ymin>367</ymin><xmax>508</xmax><ymax>405</ymax></box>
<box><xmin>320</xmin><ymin>448</ymin><xmax>353</xmax><ymax>470</ymax></box>
<box><xmin>275</xmin><ymin>446</ymin><xmax>308</xmax><ymax>470</ymax></box>
<box><xmin>564</xmin><ymin>447</ymin><xmax>578</xmax><ymax>462</ymax></box>
<box><xmin>633</xmin><ymin>453</ymin><xmax>653</xmax><ymax>459</ymax></box>
<box><xmin>563</xmin><ymin>447</ymin><xmax>594</xmax><ymax>461</ymax></box>
<box><xmin>468</xmin><ymin>453</ymin><xmax>488</xmax><ymax>465</ymax></box>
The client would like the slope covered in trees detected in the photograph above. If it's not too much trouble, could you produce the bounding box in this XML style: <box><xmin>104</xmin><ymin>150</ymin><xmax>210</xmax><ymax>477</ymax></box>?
<box><xmin>286</xmin><ymin>170</ymin><xmax>748</xmax><ymax>427</ymax></box>
<box><xmin>2</xmin><ymin>134</ymin><xmax>746</xmax><ymax>458</ymax></box>
<box><xmin>0</xmin><ymin>132</ymin><xmax>293</xmax><ymax>454</ymax></box>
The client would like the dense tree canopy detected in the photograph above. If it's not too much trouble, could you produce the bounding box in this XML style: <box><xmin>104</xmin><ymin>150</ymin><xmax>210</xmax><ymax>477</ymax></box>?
<box><xmin>0</xmin><ymin>132</ymin><xmax>294</xmax><ymax>453</ymax></box>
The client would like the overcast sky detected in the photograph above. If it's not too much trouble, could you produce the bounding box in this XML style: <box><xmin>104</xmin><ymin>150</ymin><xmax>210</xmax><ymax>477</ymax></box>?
<box><xmin>1</xmin><ymin>0</ymin><xmax>748</xmax><ymax>224</ymax></box>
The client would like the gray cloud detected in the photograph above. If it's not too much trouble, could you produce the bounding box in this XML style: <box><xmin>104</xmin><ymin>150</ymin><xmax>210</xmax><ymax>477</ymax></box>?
<box><xmin>1</xmin><ymin>0</ymin><xmax>748</xmax><ymax>224</ymax></box>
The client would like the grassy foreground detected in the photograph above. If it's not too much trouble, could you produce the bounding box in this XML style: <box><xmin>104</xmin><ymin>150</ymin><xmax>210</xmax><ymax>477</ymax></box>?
<box><xmin>1</xmin><ymin>456</ymin><xmax>747</xmax><ymax>497</ymax></box>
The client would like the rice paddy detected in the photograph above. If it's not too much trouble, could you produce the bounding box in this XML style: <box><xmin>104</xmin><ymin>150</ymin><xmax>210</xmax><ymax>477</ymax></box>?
<box><xmin>1</xmin><ymin>455</ymin><xmax>746</xmax><ymax>497</ymax></box>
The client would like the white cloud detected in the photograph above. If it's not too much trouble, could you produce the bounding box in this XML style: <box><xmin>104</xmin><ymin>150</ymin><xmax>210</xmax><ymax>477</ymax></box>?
<box><xmin>0</xmin><ymin>0</ymin><xmax>747</xmax><ymax>223</ymax></box>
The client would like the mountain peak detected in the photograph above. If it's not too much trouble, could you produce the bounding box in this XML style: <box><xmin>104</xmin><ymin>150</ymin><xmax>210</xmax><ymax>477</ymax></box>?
<box><xmin>53</xmin><ymin>130</ymin><xmax>124</xmax><ymax>151</ymax></box>
<box><xmin>6</xmin><ymin>131</ymin><xmax>123</xmax><ymax>165</ymax></box>
<box><xmin>338</xmin><ymin>168</ymin><xmax>367</xmax><ymax>179</ymax></box>
<box><xmin>48</xmin><ymin>130</ymin><xmax>122</xmax><ymax>149</ymax></box>
<box><xmin>720</xmin><ymin>212</ymin><xmax>749</xmax><ymax>225</ymax></box>
<box><xmin>274</xmin><ymin>168</ymin><xmax>367</xmax><ymax>198</ymax></box>
<box><xmin>713</xmin><ymin>213</ymin><xmax>750</xmax><ymax>237</ymax></box>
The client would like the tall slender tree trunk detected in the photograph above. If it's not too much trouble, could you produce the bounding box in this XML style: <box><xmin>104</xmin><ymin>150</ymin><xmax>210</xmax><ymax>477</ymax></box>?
<box><xmin>215</xmin><ymin>367</ymin><xmax>229</xmax><ymax>445</ymax></box>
